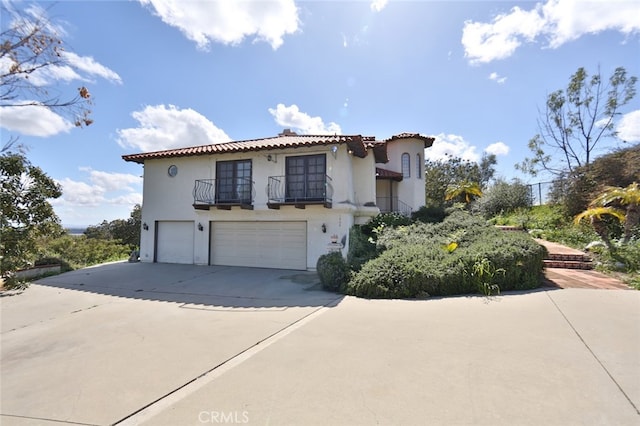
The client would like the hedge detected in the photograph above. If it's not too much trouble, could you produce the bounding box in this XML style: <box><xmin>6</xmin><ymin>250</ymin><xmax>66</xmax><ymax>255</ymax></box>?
<box><xmin>345</xmin><ymin>211</ymin><xmax>546</xmax><ymax>298</ymax></box>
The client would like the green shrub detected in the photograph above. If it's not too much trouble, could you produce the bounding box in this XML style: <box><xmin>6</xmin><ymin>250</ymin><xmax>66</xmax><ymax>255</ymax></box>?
<box><xmin>346</xmin><ymin>226</ymin><xmax>378</xmax><ymax>271</ymax></box>
<box><xmin>542</xmin><ymin>224</ymin><xmax>599</xmax><ymax>249</ymax></box>
<box><xmin>34</xmin><ymin>256</ymin><xmax>72</xmax><ymax>272</ymax></box>
<box><xmin>411</xmin><ymin>205</ymin><xmax>446</xmax><ymax>224</ymax></box>
<box><xmin>361</xmin><ymin>212</ymin><xmax>413</xmax><ymax>241</ymax></box>
<box><xmin>346</xmin><ymin>244</ymin><xmax>453</xmax><ymax>298</ymax></box>
<box><xmin>346</xmin><ymin>212</ymin><xmax>546</xmax><ymax>298</ymax></box>
<box><xmin>376</xmin><ymin>210</ymin><xmax>493</xmax><ymax>251</ymax></box>
<box><xmin>598</xmin><ymin>240</ymin><xmax>640</xmax><ymax>273</ymax></box>
<box><xmin>475</xmin><ymin>179</ymin><xmax>532</xmax><ymax>218</ymax></box>
<box><xmin>40</xmin><ymin>235</ymin><xmax>130</xmax><ymax>269</ymax></box>
<box><xmin>489</xmin><ymin>204</ymin><xmax>568</xmax><ymax>230</ymax></box>
<box><xmin>316</xmin><ymin>252</ymin><xmax>350</xmax><ymax>292</ymax></box>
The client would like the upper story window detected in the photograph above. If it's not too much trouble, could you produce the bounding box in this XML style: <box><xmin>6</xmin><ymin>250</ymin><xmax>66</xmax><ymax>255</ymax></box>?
<box><xmin>286</xmin><ymin>154</ymin><xmax>326</xmax><ymax>201</ymax></box>
<box><xmin>416</xmin><ymin>153</ymin><xmax>422</xmax><ymax>179</ymax></box>
<box><xmin>401</xmin><ymin>153</ymin><xmax>411</xmax><ymax>178</ymax></box>
<box><xmin>216</xmin><ymin>159</ymin><xmax>252</xmax><ymax>203</ymax></box>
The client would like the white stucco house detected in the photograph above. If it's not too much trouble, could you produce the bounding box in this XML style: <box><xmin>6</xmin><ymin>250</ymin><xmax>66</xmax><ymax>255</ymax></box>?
<box><xmin>122</xmin><ymin>130</ymin><xmax>434</xmax><ymax>270</ymax></box>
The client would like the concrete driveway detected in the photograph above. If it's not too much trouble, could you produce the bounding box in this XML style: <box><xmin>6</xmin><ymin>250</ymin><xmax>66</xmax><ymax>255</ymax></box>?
<box><xmin>1</xmin><ymin>262</ymin><xmax>639</xmax><ymax>425</ymax></box>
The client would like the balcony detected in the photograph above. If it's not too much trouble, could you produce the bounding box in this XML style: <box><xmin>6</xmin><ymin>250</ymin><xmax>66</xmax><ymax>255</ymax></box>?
<box><xmin>193</xmin><ymin>178</ymin><xmax>255</xmax><ymax>210</ymax></box>
<box><xmin>376</xmin><ymin>197</ymin><xmax>412</xmax><ymax>217</ymax></box>
<box><xmin>267</xmin><ymin>175</ymin><xmax>333</xmax><ymax>209</ymax></box>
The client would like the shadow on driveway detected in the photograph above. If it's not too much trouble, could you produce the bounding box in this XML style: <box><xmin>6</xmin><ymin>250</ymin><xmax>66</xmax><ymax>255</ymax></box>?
<box><xmin>34</xmin><ymin>261</ymin><xmax>343</xmax><ymax>309</ymax></box>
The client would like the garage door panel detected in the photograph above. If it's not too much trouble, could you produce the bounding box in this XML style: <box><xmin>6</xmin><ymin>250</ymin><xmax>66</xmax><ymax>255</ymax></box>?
<box><xmin>211</xmin><ymin>221</ymin><xmax>306</xmax><ymax>270</ymax></box>
<box><xmin>156</xmin><ymin>221</ymin><xmax>194</xmax><ymax>264</ymax></box>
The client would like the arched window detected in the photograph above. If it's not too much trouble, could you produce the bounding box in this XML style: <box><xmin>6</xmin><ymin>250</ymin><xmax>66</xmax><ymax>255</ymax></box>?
<box><xmin>416</xmin><ymin>153</ymin><xmax>422</xmax><ymax>179</ymax></box>
<box><xmin>401</xmin><ymin>153</ymin><xmax>410</xmax><ymax>178</ymax></box>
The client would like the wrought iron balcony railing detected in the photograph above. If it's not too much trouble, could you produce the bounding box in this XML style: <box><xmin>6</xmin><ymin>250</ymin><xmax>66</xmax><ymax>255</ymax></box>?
<box><xmin>267</xmin><ymin>175</ymin><xmax>333</xmax><ymax>209</ymax></box>
<box><xmin>376</xmin><ymin>196</ymin><xmax>413</xmax><ymax>217</ymax></box>
<box><xmin>193</xmin><ymin>178</ymin><xmax>255</xmax><ymax>210</ymax></box>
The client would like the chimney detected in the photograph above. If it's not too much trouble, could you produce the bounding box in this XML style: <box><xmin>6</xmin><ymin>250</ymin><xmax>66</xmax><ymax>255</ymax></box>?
<box><xmin>279</xmin><ymin>128</ymin><xmax>297</xmax><ymax>136</ymax></box>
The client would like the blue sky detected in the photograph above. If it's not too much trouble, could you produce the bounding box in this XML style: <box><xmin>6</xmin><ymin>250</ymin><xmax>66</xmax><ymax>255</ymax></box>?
<box><xmin>1</xmin><ymin>0</ymin><xmax>639</xmax><ymax>227</ymax></box>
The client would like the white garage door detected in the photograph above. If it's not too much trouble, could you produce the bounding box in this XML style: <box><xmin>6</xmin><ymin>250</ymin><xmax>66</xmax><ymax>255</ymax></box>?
<box><xmin>156</xmin><ymin>221</ymin><xmax>194</xmax><ymax>264</ymax></box>
<box><xmin>210</xmin><ymin>221</ymin><xmax>307</xmax><ymax>270</ymax></box>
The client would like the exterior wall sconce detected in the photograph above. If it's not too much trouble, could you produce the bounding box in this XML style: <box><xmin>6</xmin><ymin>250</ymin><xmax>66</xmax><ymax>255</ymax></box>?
<box><xmin>142</xmin><ymin>223</ymin><xmax>149</xmax><ymax>231</ymax></box>
<box><xmin>266</xmin><ymin>154</ymin><xmax>277</xmax><ymax>163</ymax></box>
<box><xmin>197</xmin><ymin>223</ymin><xmax>204</xmax><ymax>231</ymax></box>
<box><xmin>330</xmin><ymin>146</ymin><xmax>338</xmax><ymax>159</ymax></box>
<box><xmin>321</xmin><ymin>223</ymin><xmax>327</xmax><ymax>233</ymax></box>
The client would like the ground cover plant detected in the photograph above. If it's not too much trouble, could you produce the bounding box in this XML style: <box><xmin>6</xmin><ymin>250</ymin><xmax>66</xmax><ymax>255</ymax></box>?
<box><xmin>493</xmin><ymin>204</ymin><xmax>640</xmax><ymax>289</ymax></box>
<box><xmin>345</xmin><ymin>211</ymin><xmax>546</xmax><ymax>298</ymax></box>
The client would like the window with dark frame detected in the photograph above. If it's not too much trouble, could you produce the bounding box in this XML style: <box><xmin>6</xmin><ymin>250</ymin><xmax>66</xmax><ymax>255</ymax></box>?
<box><xmin>401</xmin><ymin>153</ymin><xmax>411</xmax><ymax>178</ymax></box>
<box><xmin>285</xmin><ymin>154</ymin><xmax>326</xmax><ymax>202</ymax></box>
<box><xmin>215</xmin><ymin>159</ymin><xmax>252</xmax><ymax>203</ymax></box>
<box><xmin>416</xmin><ymin>153</ymin><xmax>422</xmax><ymax>179</ymax></box>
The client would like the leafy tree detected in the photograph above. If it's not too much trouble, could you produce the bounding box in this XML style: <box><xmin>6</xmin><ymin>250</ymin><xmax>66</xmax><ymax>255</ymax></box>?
<box><xmin>475</xmin><ymin>179</ymin><xmax>533</xmax><ymax>218</ymax></box>
<box><xmin>1</xmin><ymin>3</ymin><xmax>93</xmax><ymax>151</ymax></box>
<box><xmin>1</xmin><ymin>152</ymin><xmax>62</xmax><ymax>289</ymax></box>
<box><xmin>548</xmin><ymin>144</ymin><xmax>640</xmax><ymax>216</ymax></box>
<box><xmin>84</xmin><ymin>220</ymin><xmax>112</xmax><ymax>240</ymax></box>
<box><xmin>84</xmin><ymin>204</ymin><xmax>141</xmax><ymax>249</ymax></box>
<box><xmin>424</xmin><ymin>154</ymin><xmax>495</xmax><ymax>207</ymax></box>
<box><xmin>478</xmin><ymin>153</ymin><xmax>497</xmax><ymax>187</ymax></box>
<box><xmin>518</xmin><ymin>66</ymin><xmax>637</xmax><ymax>178</ymax></box>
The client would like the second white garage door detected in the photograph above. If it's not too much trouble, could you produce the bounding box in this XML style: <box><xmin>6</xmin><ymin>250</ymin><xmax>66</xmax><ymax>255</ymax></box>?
<box><xmin>210</xmin><ymin>221</ymin><xmax>307</xmax><ymax>270</ymax></box>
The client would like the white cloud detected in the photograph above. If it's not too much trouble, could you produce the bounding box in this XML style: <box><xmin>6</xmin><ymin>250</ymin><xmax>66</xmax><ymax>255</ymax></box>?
<box><xmin>425</xmin><ymin>133</ymin><xmax>480</xmax><ymax>162</ymax></box>
<box><xmin>268</xmin><ymin>104</ymin><xmax>342</xmax><ymax>135</ymax></box>
<box><xmin>139</xmin><ymin>0</ymin><xmax>299</xmax><ymax>50</ymax></box>
<box><xmin>489</xmin><ymin>72</ymin><xmax>507</xmax><ymax>84</ymax></box>
<box><xmin>110</xmin><ymin>193</ymin><xmax>144</xmax><ymax>206</ymax></box>
<box><xmin>0</xmin><ymin>102</ymin><xmax>73</xmax><ymax>137</ymax></box>
<box><xmin>27</xmin><ymin>65</ymin><xmax>84</xmax><ymax>87</ymax></box>
<box><xmin>62</xmin><ymin>52</ymin><xmax>123</xmax><ymax>84</ymax></box>
<box><xmin>617</xmin><ymin>109</ymin><xmax>640</xmax><ymax>143</ymax></box>
<box><xmin>116</xmin><ymin>104</ymin><xmax>230</xmax><ymax>152</ymax></box>
<box><xmin>55</xmin><ymin>178</ymin><xmax>105</xmax><ymax>207</ymax></box>
<box><xmin>25</xmin><ymin>54</ymin><xmax>121</xmax><ymax>87</ymax></box>
<box><xmin>3</xmin><ymin>4</ymin><xmax>121</xmax><ymax>86</ymax></box>
<box><xmin>371</xmin><ymin>0</ymin><xmax>389</xmax><ymax>12</ymax></box>
<box><xmin>485</xmin><ymin>141</ymin><xmax>510</xmax><ymax>156</ymax></box>
<box><xmin>462</xmin><ymin>0</ymin><xmax>640</xmax><ymax>64</ymax></box>
<box><xmin>79</xmin><ymin>167</ymin><xmax>143</xmax><ymax>192</ymax></box>
<box><xmin>54</xmin><ymin>168</ymin><xmax>142</xmax><ymax>208</ymax></box>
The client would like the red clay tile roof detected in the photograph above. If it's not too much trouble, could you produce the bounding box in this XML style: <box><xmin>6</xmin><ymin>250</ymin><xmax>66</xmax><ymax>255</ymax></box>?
<box><xmin>122</xmin><ymin>134</ymin><xmax>369</xmax><ymax>164</ymax></box>
<box><xmin>386</xmin><ymin>133</ymin><xmax>435</xmax><ymax>148</ymax></box>
<box><xmin>365</xmin><ymin>141</ymin><xmax>389</xmax><ymax>163</ymax></box>
<box><xmin>376</xmin><ymin>167</ymin><xmax>403</xmax><ymax>181</ymax></box>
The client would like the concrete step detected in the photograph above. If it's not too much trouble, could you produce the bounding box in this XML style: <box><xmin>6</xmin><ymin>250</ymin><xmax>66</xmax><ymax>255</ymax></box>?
<box><xmin>543</xmin><ymin>259</ymin><xmax>593</xmax><ymax>270</ymax></box>
<box><xmin>546</xmin><ymin>253</ymin><xmax>592</xmax><ymax>262</ymax></box>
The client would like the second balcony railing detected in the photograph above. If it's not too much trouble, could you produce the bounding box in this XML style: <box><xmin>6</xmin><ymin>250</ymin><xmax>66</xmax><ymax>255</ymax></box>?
<box><xmin>267</xmin><ymin>175</ymin><xmax>333</xmax><ymax>209</ymax></box>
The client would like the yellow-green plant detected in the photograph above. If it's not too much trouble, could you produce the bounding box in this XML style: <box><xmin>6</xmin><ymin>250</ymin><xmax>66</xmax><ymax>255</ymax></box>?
<box><xmin>445</xmin><ymin>181</ymin><xmax>482</xmax><ymax>204</ymax></box>
<box><xmin>466</xmin><ymin>256</ymin><xmax>504</xmax><ymax>296</ymax></box>
<box><xmin>575</xmin><ymin>182</ymin><xmax>639</xmax><ymax>248</ymax></box>
<box><xmin>590</xmin><ymin>182</ymin><xmax>640</xmax><ymax>243</ymax></box>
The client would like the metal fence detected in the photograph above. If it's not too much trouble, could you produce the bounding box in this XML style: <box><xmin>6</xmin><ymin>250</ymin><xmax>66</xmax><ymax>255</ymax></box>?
<box><xmin>527</xmin><ymin>180</ymin><xmax>557</xmax><ymax>206</ymax></box>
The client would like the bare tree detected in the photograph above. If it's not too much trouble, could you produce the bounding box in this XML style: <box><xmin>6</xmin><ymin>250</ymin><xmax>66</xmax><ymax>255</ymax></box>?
<box><xmin>1</xmin><ymin>2</ymin><xmax>93</xmax><ymax>150</ymax></box>
<box><xmin>517</xmin><ymin>66</ymin><xmax>637</xmax><ymax>178</ymax></box>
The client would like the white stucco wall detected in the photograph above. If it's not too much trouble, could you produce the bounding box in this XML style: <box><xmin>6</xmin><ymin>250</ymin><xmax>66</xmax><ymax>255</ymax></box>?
<box><xmin>384</xmin><ymin>138</ymin><xmax>427</xmax><ymax>211</ymax></box>
<box><xmin>137</xmin><ymin>143</ymin><xmax>377</xmax><ymax>269</ymax></box>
